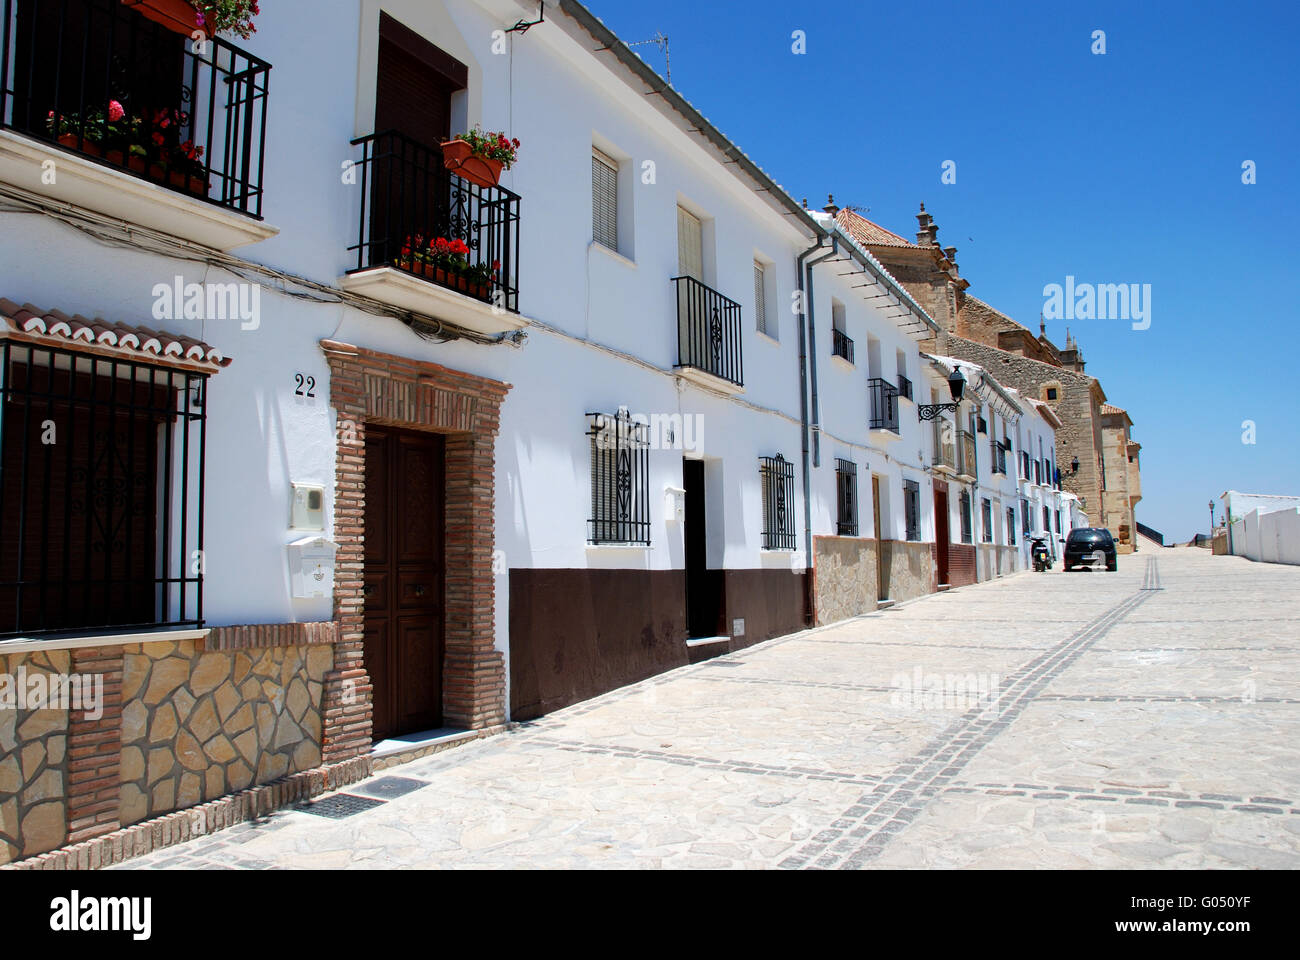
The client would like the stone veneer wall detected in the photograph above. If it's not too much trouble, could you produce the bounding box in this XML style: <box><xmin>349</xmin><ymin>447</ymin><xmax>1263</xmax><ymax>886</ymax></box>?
<box><xmin>975</xmin><ymin>544</ymin><xmax>1020</xmax><ymax>580</ymax></box>
<box><xmin>879</xmin><ymin>540</ymin><xmax>936</xmax><ymax>602</ymax></box>
<box><xmin>118</xmin><ymin>638</ymin><xmax>333</xmax><ymax>826</ymax></box>
<box><xmin>0</xmin><ymin>650</ymin><xmax>71</xmax><ymax>864</ymax></box>
<box><xmin>812</xmin><ymin>537</ymin><xmax>879</xmax><ymax>625</ymax></box>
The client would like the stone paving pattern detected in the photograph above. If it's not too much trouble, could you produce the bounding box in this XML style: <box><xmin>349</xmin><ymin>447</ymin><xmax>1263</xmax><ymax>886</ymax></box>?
<box><xmin>115</xmin><ymin>547</ymin><xmax>1300</xmax><ymax>869</ymax></box>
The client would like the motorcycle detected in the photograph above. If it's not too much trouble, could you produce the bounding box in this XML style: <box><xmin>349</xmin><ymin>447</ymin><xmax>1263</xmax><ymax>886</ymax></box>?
<box><xmin>1031</xmin><ymin>537</ymin><xmax>1052</xmax><ymax>572</ymax></box>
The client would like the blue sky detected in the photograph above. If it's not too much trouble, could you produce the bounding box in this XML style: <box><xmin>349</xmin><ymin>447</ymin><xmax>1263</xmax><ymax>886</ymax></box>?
<box><xmin>583</xmin><ymin>0</ymin><xmax>1300</xmax><ymax>542</ymax></box>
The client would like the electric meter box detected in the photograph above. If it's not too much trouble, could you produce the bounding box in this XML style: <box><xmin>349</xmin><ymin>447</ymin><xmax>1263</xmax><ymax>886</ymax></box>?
<box><xmin>288</xmin><ymin>536</ymin><xmax>337</xmax><ymax>599</ymax></box>
<box><xmin>290</xmin><ymin>483</ymin><xmax>325</xmax><ymax>531</ymax></box>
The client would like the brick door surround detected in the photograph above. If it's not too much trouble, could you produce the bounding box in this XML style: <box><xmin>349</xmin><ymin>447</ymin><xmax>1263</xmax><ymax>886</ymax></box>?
<box><xmin>319</xmin><ymin>339</ymin><xmax>510</xmax><ymax>762</ymax></box>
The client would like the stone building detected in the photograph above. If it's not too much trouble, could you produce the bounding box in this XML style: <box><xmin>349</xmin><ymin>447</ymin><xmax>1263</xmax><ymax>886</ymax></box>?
<box><xmin>1100</xmin><ymin>405</ymin><xmax>1142</xmax><ymax>552</ymax></box>
<box><xmin>833</xmin><ymin>203</ymin><xmax>1138</xmax><ymax>532</ymax></box>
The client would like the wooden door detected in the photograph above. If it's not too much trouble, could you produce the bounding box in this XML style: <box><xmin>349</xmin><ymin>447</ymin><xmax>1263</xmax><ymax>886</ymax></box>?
<box><xmin>872</xmin><ymin>475</ymin><xmax>886</xmax><ymax>601</ymax></box>
<box><xmin>364</xmin><ymin>427</ymin><xmax>445</xmax><ymax>741</ymax></box>
<box><xmin>934</xmin><ymin>488</ymin><xmax>950</xmax><ymax>586</ymax></box>
<box><xmin>683</xmin><ymin>458</ymin><xmax>717</xmax><ymax>638</ymax></box>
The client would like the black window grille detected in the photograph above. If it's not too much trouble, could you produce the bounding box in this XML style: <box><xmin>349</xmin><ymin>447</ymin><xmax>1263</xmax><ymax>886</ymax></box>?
<box><xmin>0</xmin><ymin>340</ymin><xmax>208</xmax><ymax>638</ymax></box>
<box><xmin>832</xmin><ymin>328</ymin><xmax>854</xmax><ymax>364</ymax></box>
<box><xmin>897</xmin><ymin>374</ymin><xmax>913</xmax><ymax>401</ymax></box>
<box><xmin>1043</xmin><ymin>506</ymin><xmax>1051</xmax><ymax>536</ymax></box>
<box><xmin>1034</xmin><ymin>459</ymin><xmax>1042</xmax><ymax>484</ymax></box>
<box><xmin>1007</xmin><ymin>507</ymin><xmax>1016</xmax><ymax>545</ymax></box>
<box><xmin>1022</xmin><ymin>498</ymin><xmax>1031</xmax><ymax>536</ymax></box>
<box><xmin>673</xmin><ymin>276</ymin><xmax>743</xmax><ymax>387</ymax></box>
<box><xmin>1021</xmin><ymin>450</ymin><xmax>1030</xmax><ymax>479</ymax></box>
<box><xmin>867</xmin><ymin>378</ymin><xmax>899</xmax><ymax>432</ymax></box>
<box><xmin>835</xmin><ymin>458</ymin><xmax>857</xmax><ymax>536</ymax></box>
<box><xmin>587</xmin><ymin>408</ymin><xmax>650</xmax><ymax>545</ymax></box>
<box><xmin>760</xmin><ymin>454</ymin><xmax>796</xmax><ymax>550</ymax></box>
<box><xmin>981</xmin><ymin>498</ymin><xmax>993</xmax><ymax>542</ymax></box>
<box><xmin>1</xmin><ymin>0</ymin><xmax>272</xmax><ymax>216</ymax></box>
<box><xmin>903</xmin><ymin>480</ymin><xmax>920</xmax><ymax>542</ymax></box>
<box><xmin>959</xmin><ymin>490</ymin><xmax>973</xmax><ymax>544</ymax></box>
<box><xmin>1055</xmin><ymin>509</ymin><xmax>1061</xmax><ymax>534</ymax></box>
<box><xmin>349</xmin><ymin>130</ymin><xmax>521</xmax><ymax>313</ymax></box>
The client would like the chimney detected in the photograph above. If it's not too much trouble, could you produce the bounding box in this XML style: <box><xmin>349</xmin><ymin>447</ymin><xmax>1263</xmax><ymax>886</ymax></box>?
<box><xmin>823</xmin><ymin>193</ymin><xmax>840</xmax><ymax>216</ymax></box>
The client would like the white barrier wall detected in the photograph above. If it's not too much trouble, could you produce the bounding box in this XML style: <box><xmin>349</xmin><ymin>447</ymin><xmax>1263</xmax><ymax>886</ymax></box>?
<box><xmin>1228</xmin><ymin>508</ymin><xmax>1300</xmax><ymax>565</ymax></box>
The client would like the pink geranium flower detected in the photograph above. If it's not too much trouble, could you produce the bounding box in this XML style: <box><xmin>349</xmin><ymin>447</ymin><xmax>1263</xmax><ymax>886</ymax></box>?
<box><xmin>108</xmin><ymin>100</ymin><xmax>125</xmax><ymax>122</ymax></box>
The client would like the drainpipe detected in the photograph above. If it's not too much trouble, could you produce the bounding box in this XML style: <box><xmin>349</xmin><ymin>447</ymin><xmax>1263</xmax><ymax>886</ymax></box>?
<box><xmin>805</xmin><ymin>239</ymin><xmax>839</xmax><ymax>471</ymax></box>
<box><xmin>796</xmin><ymin>234</ymin><xmax>830</xmax><ymax>625</ymax></box>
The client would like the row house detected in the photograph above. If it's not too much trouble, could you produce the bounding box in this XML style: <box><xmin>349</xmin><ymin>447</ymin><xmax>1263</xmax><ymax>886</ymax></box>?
<box><xmin>0</xmin><ymin>0</ymin><xmax>1070</xmax><ymax>865</ymax></box>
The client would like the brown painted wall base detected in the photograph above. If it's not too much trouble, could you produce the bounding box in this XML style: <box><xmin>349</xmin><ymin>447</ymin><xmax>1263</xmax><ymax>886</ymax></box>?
<box><xmin>509</xmin><ymin>567</ymin><xmax>807</xmax><ymax>720</ymax></box>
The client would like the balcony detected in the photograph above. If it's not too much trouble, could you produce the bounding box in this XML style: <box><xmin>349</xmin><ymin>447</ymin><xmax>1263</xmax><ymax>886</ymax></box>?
<box><xmin>897</xmin><ymin>374</ymin><xmax>913</xmax><ymax>401</ymax></box>
<box><xmin>832</xmin><ymin>328</ymin><xmax>854</xmax><ymax>365</ymax></box>
<box><xmin>0</xmin><ymin>0</ymin><xmax>276</xmax><ymax>251</ymax></box>
<box><xmin>990</xmin><ymin>439</ymin><xmax>1007</xmax><ymax>475</ymax></box>
<box><xmin>868</xmin><ymin>377</ymin><xmax>900</xmax><ymax>435</ymax></box>
<box><xmin>673</xmin><ymin>275</ymin><xmax>743</xmax><ymax>391</ymax></box>
<box><xmin>957</xmin><ymin>429</ymin><xmax>977</xmax><ymax>480</ymax></box>
<box><xmin>932</xmin><ymin>419</ymin><xmax>957</xmax><ymax>474</ymax></box>
<box><xmin>341</xmin><ymin>130</ymin><xmax>523</xmax><ymax>336</ymax></box>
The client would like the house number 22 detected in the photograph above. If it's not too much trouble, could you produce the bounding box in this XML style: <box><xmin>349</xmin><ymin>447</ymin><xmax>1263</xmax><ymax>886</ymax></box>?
<box><xmin>294</xmin><ymin>374</ymin><xmax>317</xmax><ymax>398</ymax></box>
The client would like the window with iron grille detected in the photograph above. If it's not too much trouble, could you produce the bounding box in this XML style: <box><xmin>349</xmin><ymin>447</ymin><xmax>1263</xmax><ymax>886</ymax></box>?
<box><xmin>753</xmin><ymin>260</ymin><xmax>770</xmax><ymax>337</ymax></box>
<box><xmin>1021</xmin><ymin>450</ymin><xmax>1030</xmax><ymax>479</ymax></box>
<box><xmin>1043</xmin><ymin>506</ymin><xmax>1051</xmax><ymax>536</ymax></box>
<box><xmin>1055</xmin><ymin>509</ymin><xmax>1062</xmax><ymax>534</ymax></box>
<box><xmin>1007</xmin><ymin>507</ymin><xmax>1016</xmax><ymax>545</ymax></box>
<box><xmin>1022</xmin><ymin>498</ymin><xmax>1031</xmax><ymax>535</ymax></box>
<box><xmin>835</xmin><ymin>458</ymin><xmax>858</xmax><ymax>536</ymax></box>
<box><xmin>760</xmin><ymin>454</ymin><xmax>796</xmax><ymax>550</ymax></box>
<box><xmin>587</xmin><ymin>408</ymin><xmax>650</xmax><ymax>545</ymax></box>
<box><xmin>903</xmin><ymin>480</ymin><xmax>921</xmax><ymax>542</ymax></box>
<box><xmin>0</xmin><ymin>341</ymin><xmax>208</xmax><ymax>638</ymax></box>
<box><xmin>1033</xmin><ymin>459</ymin><xmax>1042</xmax><ymax>484</ymax></box>
<box><xmin>981</xmin><ymin>498</ymin><xmax>993</xmax><ymax>542</ymax></box>
<box><xmin>592</xmin><ymin>148</ymin><xmax>619</xmax><ymax>251</ymax></box>
<box><xmin>959</xmin><ymin>490</ymin><xmax>973</xmax><ymax>544</ymax></box>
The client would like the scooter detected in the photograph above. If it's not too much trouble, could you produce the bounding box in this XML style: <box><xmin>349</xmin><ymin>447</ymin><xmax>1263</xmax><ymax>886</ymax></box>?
<box><xmin>1031</xmin><ymin>537</ymin><xmax>1052</xmax><ymax>572</ymax></box>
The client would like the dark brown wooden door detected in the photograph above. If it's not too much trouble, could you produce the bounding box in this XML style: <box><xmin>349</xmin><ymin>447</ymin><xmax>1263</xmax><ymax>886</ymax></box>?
<box><xmin>872</xmin><ymin>475</ymin><xmax>886</xmax><ymax>601</ymax></box>
<box><xmin>934</xmin><ymin>488</ymin><xmax>951</xmax><ymax>586</ymax></box>
<box><xmin>364</xmin><ymin>426</ymin><xmax>445</xmax><ymax>741</ymax></box>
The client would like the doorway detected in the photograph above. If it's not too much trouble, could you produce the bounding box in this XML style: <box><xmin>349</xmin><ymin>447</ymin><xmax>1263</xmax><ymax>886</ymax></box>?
<box><xmin>872</xmin><ymin>475</ymin><xmax>887</xmax><ymax>602</ymax></box>
<box><xmin>363</xmin><ymin>426</ymin><xmax>446</xmax><ymax>741</ymax></box>
<box><xmin>683</xmin><ymin>458</ymin><xmax>718</xmax><ymax>638</ymax></box>
<box><xmin>934</xmin><ymin>487</ymin><xmax>951</xmax><ymax>586</ymax></box>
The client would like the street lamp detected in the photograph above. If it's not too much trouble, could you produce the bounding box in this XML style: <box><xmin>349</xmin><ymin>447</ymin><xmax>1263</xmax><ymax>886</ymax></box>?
<box><xmin>918</xmin><ymin>366</ymin><xmax>967</xmax><ymax>421</ymax></box>
<box><xmin>1209</xmin><ymin>499</ymin><xmax>1215</xmax><ymax>534</ymax></box>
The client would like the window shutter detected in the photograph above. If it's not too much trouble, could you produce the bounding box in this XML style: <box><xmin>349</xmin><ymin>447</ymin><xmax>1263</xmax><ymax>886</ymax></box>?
<box><xmin>677</xmin><ymin>206</ymin><xmax>703</xmax><ymax>279</ymax></box>
<box><xmin>592</xmin><ymin>150</ymin><xmax>618</xmax><ymax>251</ymax></box>
<box><xmin>753</xmin><ymin>261</ymin><xmax>768</xmax><ymax>336</ymax></box>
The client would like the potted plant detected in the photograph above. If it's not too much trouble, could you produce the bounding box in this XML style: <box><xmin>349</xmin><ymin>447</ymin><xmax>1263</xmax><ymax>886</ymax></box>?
<box><xmin>121</xmin><ymin>0</ymin><xmax>259</xmax><ymax>39</ymax></box>
<box><xmin>440</xmin><ymin>127</ymin><xmax>520</xmax><ymax>189</ymax></box>
<box><xmin>46</xmin><ymin>111</ymin><xmax>104</xmax><ymax>157</ymax></box>
<box><xmin>396</xmin><ymin>235</ymin><xmax>499</xmax><ymax>301</ymax></box>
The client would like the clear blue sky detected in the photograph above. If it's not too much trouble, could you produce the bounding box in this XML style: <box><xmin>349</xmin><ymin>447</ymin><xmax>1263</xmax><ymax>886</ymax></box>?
<box><xmin>584</xmin><ymin>0</ymin><xmax>1300</xmax><ymax>543</ymax></box>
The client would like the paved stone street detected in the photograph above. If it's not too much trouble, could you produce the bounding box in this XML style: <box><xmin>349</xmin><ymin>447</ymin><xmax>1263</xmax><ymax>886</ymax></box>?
<box><xmin>115</xmin><ymin>547</ymin><xmax>1300</xmax><ymax>869</ymax></box>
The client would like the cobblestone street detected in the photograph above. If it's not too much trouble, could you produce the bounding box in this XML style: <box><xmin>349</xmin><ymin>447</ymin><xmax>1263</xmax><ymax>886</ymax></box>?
<box><xmin>117</xmin><ymin>547</ymin><xmax>1300</xmax><ymax>870</ymax></box>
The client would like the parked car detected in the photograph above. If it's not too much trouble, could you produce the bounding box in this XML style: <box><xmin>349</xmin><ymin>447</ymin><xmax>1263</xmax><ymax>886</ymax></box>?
<box><xmin>1064</xmin><ymin>528</ymin><xmax>1118</xmax><ymax>571</ymax></box>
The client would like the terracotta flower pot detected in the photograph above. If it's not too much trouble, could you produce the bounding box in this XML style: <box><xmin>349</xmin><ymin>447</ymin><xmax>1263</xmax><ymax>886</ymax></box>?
<box><xmin>127</xmin><ymin>155</ymin><xmax>148</xmax><ymax>174</ymax></box>
<box><xmin>440</xmin><ymin>139</ymin><xmax>504</xmax><ymax>189</ymax></box>
<box><xmin>120</xmin><ymin>0</ymin><xmax>201</xmax><ymax>36</ymax></box>
<box><xmin>405</xmin><ymin>260</ymin><xmax>489</xmax><ymax>300</ymax></box>
<box><xmin>57</xmin><ymin>133</ymin><xmax>102</xmax><ymax>157</ymax></box>
<box><xmin>167</xmin><ymin>168</ymin><xmax>209</xmax><ymax>198</ymax></box>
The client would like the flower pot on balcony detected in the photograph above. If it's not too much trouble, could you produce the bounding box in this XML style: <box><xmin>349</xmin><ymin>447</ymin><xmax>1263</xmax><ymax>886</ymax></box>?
<box><xmin>439</xmin><ymin>139</ymin><xmax>503</xmax><ymax>189</ymax></box>
<box><xmin>57</xmin><ymin>133</ymin><xmax>102</xmax><ymax>158</ymax></box>
<box><xmin>120</xmin><ymin>0</ymin><xmax>200</xmax><ymax>36</ymax></box>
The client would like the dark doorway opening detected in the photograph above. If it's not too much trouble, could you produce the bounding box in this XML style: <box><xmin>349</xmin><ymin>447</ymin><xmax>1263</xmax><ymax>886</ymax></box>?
<box><xmin>364</xmin><ymin>426</ymin><xmax>446</xmax><ymax>741</ymax></box>
<box><xmin>683</xmin><ymin>458</ymin><xmax>718</xmax><ymax>638</ymax></box>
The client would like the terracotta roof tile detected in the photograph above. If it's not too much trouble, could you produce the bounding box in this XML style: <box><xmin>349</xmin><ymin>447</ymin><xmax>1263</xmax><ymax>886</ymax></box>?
<box><xmin>0</xmin><ymin>299</ymin><xmax>231</xmax><ymax>370</ymax></box>
<box><xmin>836</xmin><ymin>208</ymin><xmax>916</xmax><ymax>249</ymax></box>
<box><xmin>1100</xmin><ymin>403</ymin><xmax>1127</xmax><ymax>416</ymax></box>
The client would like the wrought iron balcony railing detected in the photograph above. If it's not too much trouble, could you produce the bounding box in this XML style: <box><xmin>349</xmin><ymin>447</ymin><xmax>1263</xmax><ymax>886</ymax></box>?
<box><xmin>1</xmin><ymin>0</ymin><xmax>271</xmax><ymax>216</ymax></box>
<box><xmin>958</xmin><ymin>429</ymin><xmax>977</xmax><ymax>478</ymax></box>
<box><xmin>349</xmin><ymin>130</ymin><xmax>521</xmax><ymax>313</ymax></box>
<box><xmin>673</xmin><ymin>275</ymin><xmax>743</xmax><ymax>387</ymax></box>
<box><xmin>990</xmin><ymin>438</ymin><xmax>1008</xmax><ymax>475</ymax></box>
<box><xmin>832</xmin><ymin>328</ymin><xmax>854</xmax><ymax>364</ymax></box>
<box><xmin>868</xmin><ymin>377</ymin><xmax>900</xmax><ymax>432</ymax></box>
<box><xmin>932</xmin><ymin>419</ymin><xmax>956</xmax><ymax>471</ymax></box>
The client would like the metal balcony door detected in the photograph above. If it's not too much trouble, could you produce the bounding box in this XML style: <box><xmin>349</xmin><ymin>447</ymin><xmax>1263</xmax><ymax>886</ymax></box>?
<box><xmin>364</xmin><ymin>427</ymin><xmax>445</xmax><ymax>741</ymax></box>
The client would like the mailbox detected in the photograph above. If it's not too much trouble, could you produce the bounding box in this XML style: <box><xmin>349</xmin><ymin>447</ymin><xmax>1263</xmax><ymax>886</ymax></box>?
<box><xmin>664</xmin><ymin>485</ymin><xmax>686</xmax><ymax>522</ymax></box>
<box><xmin>288</xmin><ymin>536</ymin><xmax>337</xmax><ymax>599</ymax></box>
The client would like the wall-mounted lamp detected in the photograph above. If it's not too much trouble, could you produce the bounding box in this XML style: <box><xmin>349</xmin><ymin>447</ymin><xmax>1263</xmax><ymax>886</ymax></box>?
<box><xmin>918</xmin><ymin>367</ymin><xmax>967</xmax><ymax>421</ymax></box>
